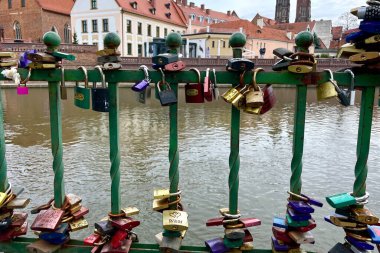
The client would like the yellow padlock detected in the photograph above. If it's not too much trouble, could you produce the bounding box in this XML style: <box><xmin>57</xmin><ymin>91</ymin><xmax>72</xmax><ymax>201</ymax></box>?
<box><xmin>69</xmin><ymin>218</ymin><xmax>89</xmax><ymax>232</ymax></box>
<box><xmin>352</xmin><ymin>207</ymin><xmax>379</xmax><ymax>225</ymax></box>
<box><xmin>221</xmin><ymin>83</ymin><xmax>246</xmax><ymax>104</ymax></box>
<box><xmin>121</xmin><ymin>206</ymin><xmax>140</xmax><ymax>216</ymax></box>
<box><xmin>246</xmin><ymin>68</ymin><xmax>265</xmax><ymax>108</ymax></box>
<box><xmin>288</xmin><ymin>64</ymin><xmax>313</xmax><ymax>74</ymax></box>
<box><xmin>243</xmin><ymin>106</ymin><xmax>261</xmax><ymax>115</ymax></box>
<box><xmin>337</xmin><ymin>43</ymin><xmax>365</xmax><ymax>59</ymax></box>
<box><xmin>349</xmin><ymin>52</ymin><xmax>380</xmax><ymax>64</ymax></box>
<box><xmin>0</xmin><ymin>192</ymin><xmax>8</xmax><ymax>206</ymax></box>
<box><xmin>317</xmin><ymin>69</ymin><xmax>338</xmax><ymax>101</ymax></box>
<box><xmin>162</xmin><ymin>210</ymin><xmax>189</xmax><ymax>231</ymax></box>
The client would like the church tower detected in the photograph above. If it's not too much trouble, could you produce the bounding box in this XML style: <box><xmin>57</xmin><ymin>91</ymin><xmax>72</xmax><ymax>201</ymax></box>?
<box><xmin>295</xmin><ymin>0</ymin><xmax>311</xmax><ymax>22</ymax></box>
<box><xmin>275</xmin><ymin>0</ymin><xmax>290</xmax><ymax>23</ymax></box>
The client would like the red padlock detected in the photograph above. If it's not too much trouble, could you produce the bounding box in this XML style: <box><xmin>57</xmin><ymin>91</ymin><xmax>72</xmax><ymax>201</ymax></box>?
<box><xmin>185</xmin><ymin>68</ymin><xmax>204</xmax><ymax>103</ymax></box>
<box><xmin>111</xmin><ymin>230</ymin><xmax>128</xmax><ymax>249</ymax></box>
<box><xmin>164</xmin><ymin>61</ymin><xmax>186</xmax><ymax>72</ymax></box>
<box><xmin>84</xmin><ymin>233</ymin><xmax>102</xmax><ymax>246</ymax></box>
<box><xmin>272</xmin><ymin>226</ymin><xmax>293</xmax><ymax>243</ymax></box>
<box><xmin>260</xmin><ymin>84</ymin><xmax>277</xmax><ymax>115</ymax></box>
<box><xmin>204</xmin><ymin>68</ymin><xmax>213</xmax><ymax>102</ymax></box>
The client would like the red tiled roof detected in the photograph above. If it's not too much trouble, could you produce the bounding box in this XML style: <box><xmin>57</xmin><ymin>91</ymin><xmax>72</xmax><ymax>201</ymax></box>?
<box><xmin>176</xmin><ymin>2</ymin><xmax>239</xmax><ymax>27</ymax></box>
<box><xmin>251</xmin><ymin>13</ymin><xmax>277</xmax><ymax>26</ymax></box>
<box><xmin>267</xmin><ymin>21</ymin><xmax>316</xmax><ymax>34</ymax></box>
<box><xmin>36</xmin><ymin>0</ymin><xmax>74</xmax><ymax>15</ymax></box>
<box><xmin>329</xmin><ymin>40</ymin><xmax>340</xmax><ymax>49</ymax></box>
<box><xmin>115</xmin><ymin>0</ymin><xmax>187</xmax><ymax>27</ymax></box>
<box><xmin>332</xmin><ymin>26</ymin><xmax>343</xmax><ymax>40</ymax></box>
<box><xmin>209</xmin><ymin>20</ymin><xmax>293</xmax><ymax>42</ymax></box>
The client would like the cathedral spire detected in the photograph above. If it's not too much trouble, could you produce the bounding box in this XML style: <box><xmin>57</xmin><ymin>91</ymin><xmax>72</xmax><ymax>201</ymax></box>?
<box><xmin>275</xmin><ymin>0</ymin><xmax>290</xmax><ymax>23</ymax></box>
<box><xmin>295</xmin><ymin>0</ymin><xmax>311</xmax><ymax>22</ymax></box>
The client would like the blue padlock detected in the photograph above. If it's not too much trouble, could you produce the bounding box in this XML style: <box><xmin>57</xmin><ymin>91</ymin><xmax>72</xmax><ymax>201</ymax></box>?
<box><xmin>39</xmin><ymin>223</ymin><xmax>70</xmax><ymax>245</ymax></box>
<box><xmin>273</xmin><ymin>216</ymin><xmax>288</xmax><ymax>229</ymax></box>
<box><xmin>368</xmin><ymin>226</ymin><xmax>380</xmax><ymax>244</ymax></box>
<box><xmin>287</xmin><ymin>207</ymin><xmax>312</xmax><ymax>222</ymax></box>
<box><xmin>0</xmin><ymin>217</ymin><xmax>12</xmax><ymax>232</ymax></box>
<box><xmin>288</xmin><ymin>201</ymin><xmax>314</xmax><ymax>214</ymax></box>
<box><xmin>132</xmin><ymin>65</ymin><xmax>150</xmax><ymax>92</ymax></box>
<box><xmin>205</xmin><ymin>238</ymin><xmax>230</xmax><ymax>253</ymax></box>
<box><xmin>271</xmin><ymin>236</ymin><xmax>290</xmax><ymax>251</ymax></box>
<box><xmin>359</xmin><ymin>20</ymin><xmax>380</xmax><ymax>33</ymax></box>
<box><xmin>19</xmin><ymin>49</ymin><xmax>37</xmax><ymax>68</ymax></box>
<box><xmin>346</xmin><ymin>31</ymin><xmax>373</xmax><ymax>43</ymax></box>
<box><xmin>91</xmin><ymin>66</ymin><xmax>110</xmax><ymax>112</ymax></box>
<box><xmin>346</xmin><ymin>236</ymin><xmax>375</xmax><ymax>251</ymax></box>
<box><xmin>301</xmin><ymin>194</ymin><xmax>324</xmax><ymax>207</ymax></box>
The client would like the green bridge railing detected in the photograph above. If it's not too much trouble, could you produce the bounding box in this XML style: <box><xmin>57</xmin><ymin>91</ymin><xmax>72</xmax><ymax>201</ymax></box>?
<box><xmin>0</xmin><ymin>31</ymin><xmax>379</xmax><ymax>253</ymax></box>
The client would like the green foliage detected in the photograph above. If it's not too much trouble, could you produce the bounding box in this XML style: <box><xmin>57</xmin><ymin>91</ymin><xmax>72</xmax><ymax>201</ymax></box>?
<box><xmin>313</xmin><ymin>32</ymin><xmax>321</xmax><ymax>49</ymax></box>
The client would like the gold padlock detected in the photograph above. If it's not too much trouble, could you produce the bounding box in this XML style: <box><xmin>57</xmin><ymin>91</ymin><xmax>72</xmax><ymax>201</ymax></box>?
<box><xmin>317</xmin><ymin>69</ymin><xmax>338</xmax><ymax>101</ymax></box>
<box><xmin>0</xmin><ymin>192</ymin><xmax>8</xmax><ymax>206</ymax></box>
<box><xmin>243</xmin><ymin>106</ymin><xmax>261</xmax><ymax>115</ymax></box>
<box><xmin>329</xmin><ymin>215</ymin><xmax>357</xmax><ymax>227</ymax></box>
<box><xmin>221</xmin><ymin>83</ymin><xmax>246</xmax><ymax>104</ymax></box>
<box><xmin>337</xmin><ymin>43</ymin><xmax>365</xmax><ymax>59</ymax></box>
<box><xmin>365</xmin><ymin>35</ymin><xmax>380</xmax><ymax>44</ymax></box>
<box><xmin>352</xmin><ymin>207</ymin><xmax>379</xmax><ymax>225</ymax></box>
<box><xmin>245</xmin><ymin>68</ymin><xmax>264</xmax><ymax>108</ymax></box>
<box><xmin>162</xmin><ymin>210</ymin><xmax>189</xmax><ymax>231</ymax></box>
<box><xmin>69</xmin><ymin>218</ymin><xmax>89</xmax><ymax>232</ymax></box>
<box><xmin>349</xmin><ymin>52</ymin><xmax>380</xmax><ymax>64</ymax></box>
<box><xmin>288</xmin><ymin>64</ymin><xmax>313</xmax><ymax>74</ymax></box>
<box><xmin>121</xmin><ymin>206</ymin><xmax>139</xmax><ymax>216</ymax></box>
<box><xmin>240</xmin><ymin>242</ymin><xmax>254</xmax><ymax>251</ymax></box>
<box><xmin>153</xmin><ymin>198</ymin><xmax>169</xmax><ymax>211</ymax></box>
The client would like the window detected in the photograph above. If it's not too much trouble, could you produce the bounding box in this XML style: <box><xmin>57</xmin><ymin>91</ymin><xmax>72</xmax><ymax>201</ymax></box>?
<box><xmin>207</xmin><ymin>17</ymin><xmax>212</xmax><ymax>24</ymax></box>
<box><xmin>21</xmin><ymin>0</ymin><xmax>25</xmax><ymax>7</ymax></box>
<box><xmin>126</xmin><ymin>20</ymin><xmax>132</xmax><ymax>33</ymax></box>
<box><xmin>156</xmin><ymin>26</ymin><xmax>160</xmax><ymax>37</ymax></box>
<box><xmin>8</xmin><ymin>0</ymin><xmax>12</xmax><ymax>9</ymax></box>
<box><xmin>130</xmin><ymin>1</ymin><xmax>137</xmax><ymax>9</ymax></box>
<box><xmin>190</xmin><ymin>14</ymin><xmax>195</xmax><ymax>20</ymax></box>
<box><xmin>199</xmin><ymin>16</ymin><xmax>204</xmax><ymax>22</ymax></box>
<box><xmin>64</xmin><ymin>24</ymin><xmax>70</xmax><ymax>43</ymax></box>
<box><xmin>223</xmin><ymin>41</ymin><xmax>226</xmax><ymax>48</ymax></box>
<box><xmin>92</xmin><ymin>20</ymin><xmax>98</xmax><ymax>32</ymax></box>
<box><xmin>212</xmin><ymin>41</ymin><xmax>215</xmax><ymax>48</ymax></box>
<box><xmin>147</xmin><ymin>25</ymin><xmax>151</xmax><ymax>36</ymax></box>
<box><xmin>91</xmin><ymin>0</ymin><xmax>97</xmax><ymax>9</ymax></box>
<box><xmin>137</xmin><ymin>22</ymin><xmax>142</xmax><ymax>35</ymax></box>
<box><xmin>164</xmin><ymin>28</ymin><xmax>168</xmax><ymax>37</ymax></box>
<box><xmin>93</xmin><ymin>42</ymin><xmax>98</xmax><ymax>45</ymax></box>
<box><xmin>138</xmin><ymin>44</ymin><xmax>142</xmax><ymax>56</ymax></box>
<box><xmin>14</xmin><ymin>21</ymin><xmax>21</xmax><ymax>39</ymax></box>
<box><xmin>82</xmin><ymin>20</ymin><xmax>88</xmax><ymax>33</ymax></box>
<box><xmin>102</xmin><ymin>19</ymin><xmax>109</xmax><ymax>32</ymax></box>
<box><xmin>127</xmin><ymin>43</ymin><xmax>132</xmax><ymax>55</ymax></box>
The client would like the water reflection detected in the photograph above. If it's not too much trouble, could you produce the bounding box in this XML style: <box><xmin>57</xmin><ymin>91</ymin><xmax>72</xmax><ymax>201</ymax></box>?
<box><xmin>3</xmin><ymin>86</ymin><xmax>380</xmax><ymax>252</ymax></box>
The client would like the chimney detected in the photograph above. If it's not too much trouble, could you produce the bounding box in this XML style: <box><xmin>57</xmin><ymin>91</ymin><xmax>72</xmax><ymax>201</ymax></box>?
<box><xmin>189</xmin><ymin>2</ymin><xmax>194</xmax><ymax>7</ymax></box>
<box><xmin>183</xmin><ymin>0</ymin><xmax>187</xmax><ymax>6</ymax></box>
<box><xmin>227</xmin><ymin>10</ymin><xmax>231</xmax><ymax>16</ymax></box>
<box><xmin>206</xmin><ymin>9</ymin><xmax>210</xmax><ymax>15</ymax></box>
<box><xmin>201</xmin><ymin>4</ymin><xmax>205</xmax><ymax>10</ymax></box>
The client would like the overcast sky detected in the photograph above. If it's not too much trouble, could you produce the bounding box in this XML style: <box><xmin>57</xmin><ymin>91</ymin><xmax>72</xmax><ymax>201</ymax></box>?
<box><xmin>189</xmin><ymin>0</ymin><xmax>367</xmax><ymax>24</ymax></box>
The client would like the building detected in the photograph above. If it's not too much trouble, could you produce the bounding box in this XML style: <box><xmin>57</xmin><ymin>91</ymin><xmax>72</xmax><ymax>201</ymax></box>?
<box><xmin>174</xmin><ymin>0</ymin><xmax>239</xmax><ymax>34</ymax></box>
<box><xmin>275</xmin><ymin>0</ymin><xmax>290</xmax><ymax>23</ymax></box>
<box><xmin>0</xmin><ymin>0</ymin><xmax>74</xmax><ymax>43</ymax></box>
<box><xmin>252</xmin><ymin>14</ymin><xmax>277</xmax><ymax>27</ymax></box>
<box><xmin>184</xmin><ymin>20</ymin><xmax>296</xmax><ymax>58</ymax></box>
<box><xmin>295</xmin><ymin>0</ymin><xmax>311</xmax><ymax>23</ymax></box>
<box><xmin>71</xmin><ymin>0</ymin><xmax>187</xmax><ymax>57</ymax></box>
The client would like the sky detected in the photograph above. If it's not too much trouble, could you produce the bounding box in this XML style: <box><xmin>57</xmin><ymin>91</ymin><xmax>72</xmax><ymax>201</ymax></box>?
<box><xmin>189</xmin><ymin>0</ymin><xmax>367</xmax><ymax>24</ymax></box>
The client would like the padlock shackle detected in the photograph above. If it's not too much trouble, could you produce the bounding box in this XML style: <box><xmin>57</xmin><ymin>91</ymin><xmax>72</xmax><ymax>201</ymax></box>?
<box><xmin>212</xmin><ymin>68</ymin><xmax>217</xmax><ymax>86</ymax></box>
<box><xmin>188</xmin><ymin>68</ymin><xmax>201</xmax><ymax>84</ymax></box>
<box><xmin>20</xmin><ymin>68</ymin><xmax>31</xmax><ymax>85</ymax></box>
<box><xmin>344</xmin><ymin>69</ymin><xmax>355</xmax><ymax>91</ymax></box>
<box><xmin>94</xmin><ymin>65</ymin><xmax>106</xmax><ymax>88</ymax></box>
<box><xmin>77</xmin><ymin>66</ymin><xmax>89</xmax><ymax>88</ymax></box>
<box><xmin>139</xmin><ymin>65</ymin><xmax>150</xmax><ymax>82</ymax></box>
<box><xmin>251</xmin><ymin>68</ymin><xmax>264</xmax><ymax>91</ymax></box>
<box><xmin>158</xmin><ymin>68</ymin><xmax>165</xmax><ymax>84</ymax></box>
<box><xmin>61</xmin><ymin>67</ymin><xmax>65</xmax><ymax>88</ymax></box>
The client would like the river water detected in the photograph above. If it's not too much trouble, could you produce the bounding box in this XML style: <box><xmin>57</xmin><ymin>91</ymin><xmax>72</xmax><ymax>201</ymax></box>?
<box><xmin>3</xmin><ymin>86</ymin><xmax>380</xmax><ymax>252</ymax></box>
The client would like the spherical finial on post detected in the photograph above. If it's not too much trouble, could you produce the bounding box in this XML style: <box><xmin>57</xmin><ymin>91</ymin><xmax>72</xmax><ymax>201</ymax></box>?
<box><xmin>295</xmin><ymin>31</ymin><xmax>314</xmax><ymax>53</ymax></box>
<box><xmin>43</xmin><ymin>31</ymin><xmax>61</xmax><ymax>52</ymax></box>
<box><xmin>103</xmin><ymin>32</ymin><xmax>121</xmax><ymax>49</ymax></box>
<box><xmin>229</xmin><ymin>32</ymin><xmax>246</xmax><ymax>48</ymax></box>
<box><xmin>165</xmin><ymin>32</ymin><xmax>182</xmax><ymax>53</ymax></box>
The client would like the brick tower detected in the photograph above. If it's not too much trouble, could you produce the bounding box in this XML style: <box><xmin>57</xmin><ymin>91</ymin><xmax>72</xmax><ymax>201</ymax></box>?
<box><xmin>295</xmin><ymin>0</ymin><xmax>311</xmax><ymax>22</ymax></box>
<box><xmin>275</xmin><ymin>0</ymin><xmax>290</xmax><ymax>23</ymax></box>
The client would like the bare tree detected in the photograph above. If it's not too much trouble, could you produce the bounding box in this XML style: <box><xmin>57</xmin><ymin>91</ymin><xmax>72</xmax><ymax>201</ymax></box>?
<box><xmin>335</xmin><ymin>12</ymin><xmax>359</xmax><ymax>31</ymax></box>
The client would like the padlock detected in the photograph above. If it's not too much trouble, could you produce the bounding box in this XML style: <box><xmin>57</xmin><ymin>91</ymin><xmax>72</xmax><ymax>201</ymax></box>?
<box><xmin>296</xmin><ymin>219</ymin><xmax>316</xmax><ymax>232</ymax></box>
<box><xmin>230</xmin><ymin>72</ymin><xmax>250</xmax><ymax>109</ymax></box>
<box><xmin>288</xmin><ymin>231</ymin><xmax>315</xmax><ymax>244</ymax></box>
<box><xmin>227</xmin><ymin>58</ymin><xmax>255</xmax><ymax>72</ymax></box>
<box><xmin>204</xmin><ymin>68</ymin><xmax>213</xmax><ymax>102</ymax></box>
<box><xmin>31</xmin><ymin>209</ymin><xmax>64</xmax><ymax>232</ymax></box>
<box><xmin>367</xmin><ymin>225</ymin><xmax>380</xmax><ymax>243</ymax></box>
<box><xmin>224</xmin><ymin>228</ymin><xmax>245</xmax><ymax>240</ymax></box>
<box><xmin>97</xmin><ymin>55</ymin><xmax>121</xmax><ymax>64</ymax></box>
<box><xmin>12</xmin><ymin>220</ymin><xmax>28</xmax><ymax>238</ymax></box>
<box><xmin>348</xmin><ymin>243</ymin><xmax>372</xmax><ymax>253</ymax></box>
<box><xmin>345</xmin><ymin>231</ymin><xmax>373</xmax><ymax>242</ymax></box>
<box><xmin>365</xmin><ymin>34</ymin><xmax>380</xmax><ymax>44</ymax></box>
<box><xmin>272</xmin><ymin>59</ymin><xmax>291</xmax><ymax>71</ymax></box>
<box><xmin>273</xmin><ymin>216</ymin><xmax>288</xmax><ymax>229</ymax></box>
<box><xmin>344</xmin><ymin>69</ymin><xmax>356</xmax><ymax>106</ymax></box>
<box><xmin>352</xmin><ymin>207</ymin><xmax>379</xmax><ymax>225</ymax></box>
<box><xmin>360</xmin><ymin>20</ymin><xmax>380</xmax><ymax>33</ymax></box>
<box><xmin>346</xmin><ymin>236</ymin><xmax>375</xmax><ymax>251</ymax></box>
<box><xmin>272</xmin><ymin>226</ymin><xmax>293</xmax><ymax>243</ymax></box>
<box><xmin>69</xmin><ymin>218</ymin><xmax>89</xmax><ymax>232</ymax></box>
<box><xmin>271</xmin><ymin>236</ymin><xmax>291</xmax><ymax>251</ymax></box>
<box><xmin>132</xmin><ymin>65</ymin><xmax>150</xmax><ymax>92</ymax></box>
<box><xmin>66</xmin><ymin>193</ymin><xmax>82</xmax><ymax>206</ymax></box>
<box><xmin>110</xmin><ymin>217</ymin><xmax>140</xmax><ymax>230</ymax></box>
<box><xmin>243</xmin><ymin>229</ymin><xmax>253</xmax><ymax>243</ymax></box>
<box><xmin>152</xmin><ymin>53</ymin><xmax>179</xmax><ymax>66</ymax></box>
<box><xmin>84</xmin><ymin>233</ymin><xmax>102</xmax><ymax>246</ymax></box>
<box><xmin>288</xmin><ymin>63</ymin><xmax>313</xmax><ymax>74</ymax></box>
<box><xmin>95</xmin><ymin>220</ymin><xmax>115</xmax><ymax>236</ymax></box>
<box><xmin>245</xmin><ymin>68</ymin><xmax>264</xmax><ymax>108</ymax></box>
<box><xmin>211</xmin><ymin>69</ymin><xmax>220</xmax><ymax>100</ymax></box>
<box><xmin>7</xmin><ymin>198</ymin><xmax>30</xmax><ymax>209</ymax></box>
<box><xmin>101</xmin><ymin>238</ymin><xmax>132</xmax><ymax>253</ymax></box>
<box><xmin>72</xmin><ymin>206</ymin><xmax>89</xmax><ymax>220</ymax></box>
<box><xmin>10</xmin><ymin>212</ymin><xmax>28</xmax><ymax>227</ymax></box>
<box><xmin>96</xmin><ymin>48</ymin><xmax>120</xmax><ymax>56</ymax></box>
<box><xmin>337</xmin><ymin>43</ymin><xmax>366</xmax><ymax>59</ymax></box>
<box><xmin>39</xmin><ymin>223</ymin><xmax>69</xmax><ymax>245</ymax></box>
<box><xmin>326</xmin><ymin>192</ymin><xmax>356</xmax><ymax>208</ymax></box>
<box><xmin>111</xmin><ymin>229</ymin><xmax>128</xmax><ymax>249</ymax></box>
<box><xmin>0</xmin><ymin>52</ymin><xmax>17</xmax><ymax>58</ymax></box>
<box><xmin>286</xmin><ymin>214</ymin><xmax>310</xmax><ymax>227</ymax></box>
<box><xmin>243</xmin><ymin>106</ymin><xmax>261</xmax><ymax>115</ymax></box>
<box><xmin>26</xmin><ymin>239</ymin><xmax>62</xmax><ymax>253</ymax></box>
<box><xmin>60</xmin><ymin>67</ymin><xmax>67</xmax><ymax>100</ymax></box>
<box><xmin>206</xmin><ymin>217</ymin><xmax>224</xmax><ymax>227</ymax></box>
<box><xmin>0</xmin><ymin>212</ymin><xmax>12</xmax><ymax>221</ymax></box>
<box><xmin>102</xmin><ymin>63</ymin><xmax>122</xmax><ymax>70</ymax></box>
<box><xmin>328</xmin><ymin>242</ymin><xmax>353</xmax><ymax>253</ymax></box>
<box><xmin>221</xmin><ymin>83</ymin><xmax>246</xmax><ymax>104</ymax></box>
<box><xmin>17</xmin><ymin>83</ymin><xmax>29</xmax><ymax>96</ymax></box>
<box><xmin>0</xmin><ymin>60</ymin><xmax>18</xmax><ymax>67</ymax></box>
<box><xmin>121</xmin><ymin>206</ymin><xmax>139</xmax><ymax>216</ymax></box>
<box><xmin>163</xmin><ymin>229</ymin><xmax>182</xmax><ymax>238</ymax></box>
<box><xmin>162</xmin><ymin>210</ymin><xmax>188</xmax><ymax>231</ymax></box>
<box><xmin>287</xmin><ymin>207</ymin><xmax>311</xmax><ymax>222</ymax></box>
<box><xmin>164</xmin><ymin>61</ymin><xmax>186</xmax><ymax>72</ymax></box>
<box><xmin>259</xmin><ymin>84</ymin><xmax>276</xmax><ymax>115</ymax></box>
<box><xmin>273</xmin><ymin>48</ymin><xmax>294</xmax><ymax>59</ymax></box>
<box><xmin>223</xmin><ymin>237</ymin><xmax>243</xmax><ymax>248</ymax></box>
<box><xmin>350</xmin><ymin>52</ymin><xmax>380</xmax><ymax>64</ymax></box>
<box><xmin>153</xmin><ymin>198</ymin><xmax>170</xmax><ymax>211</ymax></box>
<box><xmin>240</xmin><ymin>242</ymin><xmax>254</xmax><ymax>251</ymax></box>
<box><xmin>27</xmin><ymin>53</ymin><xmax>56</xmax><ymax>63</ymax></box>
<box><xmin>185</xmin><ymin>68</ymin><xmax>204</xmax><ymax>103</ymax></box>
<box><xmin>325</xmin><ymin>215</ymin><xmax>357</xmax><ymax>228</ymax></box>
<box><xmin>91</xmin><ymin>66</ymin><xmax>110</xmax><ymax>112</ymax></box>
<box><xmin>288</xmin><ymin>201</ymin><xmax>314</xmax><ymax>214</ymax></box>
<box><xmin>0</xmin><ymin>217</ymin><xmax>12</xmax><ymax>231</ymax></box>
<box><xmin>239</xmin><ymin>218</ymin><xmax>261</xmax><ymax>228</ymax></box>
<box><xmin>351</xmin><ymin>5</ymin><xmax>380</xmax><ymax>19</ymax></box>
<box><xmin>28</xmin><ymin>62</ymin><xmax>56</xmax><ymax>69</ymax></box>
<box><xmin>205</xmin><ymin>237</ymin><xmax>230</xmax><ymax>253</ymax></box>
<box><xmin>157</xmin><ymin>81</ymin><xmax>177</xmax><ymax>106</ymax></box>
<box><xmin>300</xmin><ymin>194</ymin><xmax>323</xmax><ymax>207</ymax></box>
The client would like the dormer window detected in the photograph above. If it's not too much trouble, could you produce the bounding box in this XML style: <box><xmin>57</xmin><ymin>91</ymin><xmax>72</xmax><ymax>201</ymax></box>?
<box><xmin>150</xmin><ymin>8</ymin><xmax>156</xmax><ymax>15</ymax></box>
<box><xmin>165</xmin><ymin>3</ymin><xmax>170</xmax><ymax>9</ymax></box>
<box><xmin>165</xmin><ymin>13</ymin><xmax>171</xmax><ymax>19</ymax></box>
<box><xmin>214</xmin><ymin>19</ymin><xmax>218</xmax><ymax>23</ymax></box>
<box><xmin>130</xmin><ymin>1</ymin><xmax>137</xmax><ymax>9</ymax></box>
<box><xmin>199</xmin><ymin>16</ymin><xmax>204</xmax><ymax>22</ymax></box>
<box><xmin>206</xmin><ymin>17</ymin><xmax>211</xmax><ymax>23</ymax></box>
<box><xmin>189</xmin><ymin>14</ymin><xmax>195</xmax><ymax>20</ymax></box>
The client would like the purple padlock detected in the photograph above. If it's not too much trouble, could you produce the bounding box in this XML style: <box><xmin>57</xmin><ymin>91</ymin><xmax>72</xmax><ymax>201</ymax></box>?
<box><xmin>205</xmin><ymin>238</ymin><xmax>230</xmax><ymax>253</ymax></box>
<box><xmin>17</xmin><ymin>85</ymin><xmax>29</xmax><ymax>95</ymax></box>
<box><xmin>131</xmin><ymin>65</ymin><xmax>150</xmax><ymax>92</ymax></box>
<box><xmin>288</xmin><ymin>201</ymin><xmax>314</xmax><ymax>214</ymax></box>
<box><xmin>271</xmin><ymin>236</ymin><xmax>290</xmax><ymax>251</ymax></box>
<box><xmin>301</xmin><ymin>194</ymin><xmax>324</xmax><ymax>207</ymax></box>
<box><xmin>287</xmin><ymin>207</ymin><xmax>311</xmax><ymax>222</ymax></box>
<box><xmin>19</xmin><ymin>49</ymin><xmax>37</xmax><ymax>68</ymax></box>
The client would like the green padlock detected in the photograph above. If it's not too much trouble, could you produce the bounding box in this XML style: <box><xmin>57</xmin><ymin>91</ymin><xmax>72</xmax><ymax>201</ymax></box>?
<box><xmin>223</xmin><ymin>237</ymin><xmax>243</xmax><ymax>248</ymax></box>
<box><xmin>326</xmin><ymin>193</ymin><xmax>356</xmax><ymax>209</ymax></box>
<box><xmin>74</xmin><ymin>66</ymin><xmax>91</xmax><ymax>109</ymax></box>
<box><xmin>285</xmin><ymin>214</ymin><xmax>309</xmax><ymax>227</ymax></box>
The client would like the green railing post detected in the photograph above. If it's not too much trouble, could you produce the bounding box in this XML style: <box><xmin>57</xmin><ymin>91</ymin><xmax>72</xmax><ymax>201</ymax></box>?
<box><xmin>353</xmin><ymin>86</ymin><xmax>375</xmax><ymax>198</ymax></box>
<box><xmin>48</xmin><ymin>81</ymin><xmax>65</xmax><ymax>208</ymax></box>
<box><xmin>109</xmin><ymin>81</ymin><xmax>121</xmax><ymax>214</ymax></box>
<box><xmin>228</xmin><ymin>32</ymin><xmax>246</xmax><ymax>215</ymax></box>
<box><xmin>290</xmin><ymin>85</ymin><xmax>307</xmax><ymax>195</ymax></box>
<box><xmin>0</xmin><ymin>89</ymin><xmax>8</xmax><ymax>192</ymax></box>
<box><xmin>166</xmin><ymin>33</ymin><xmax>181</xmax><ymax>210</ymax></box>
